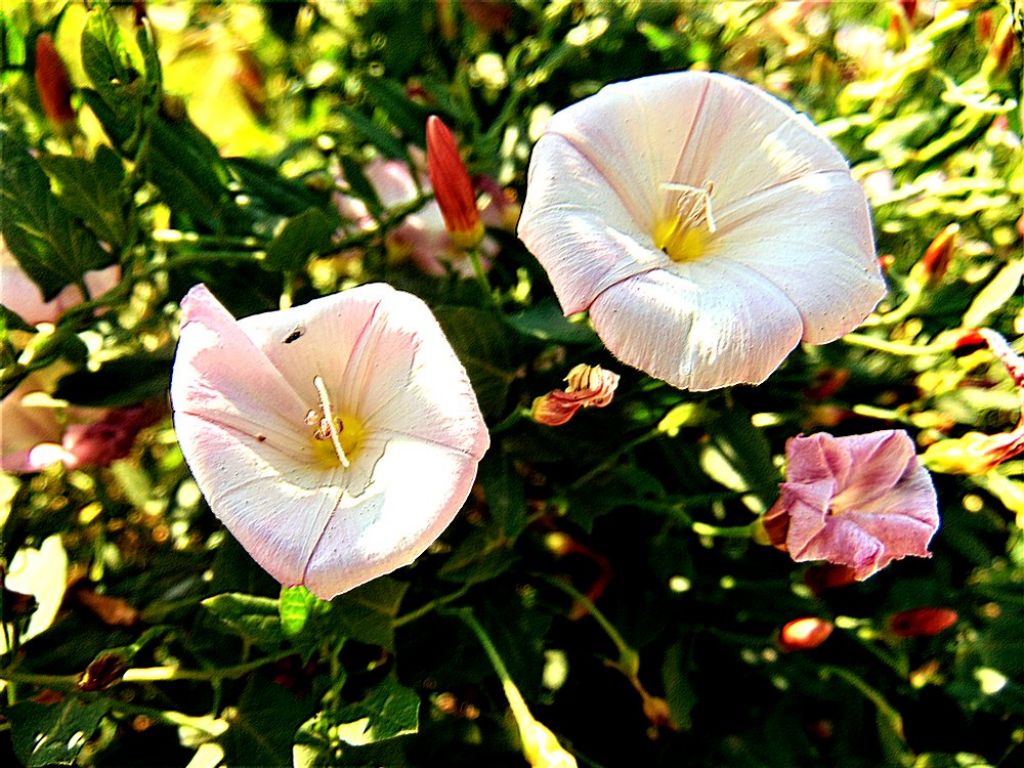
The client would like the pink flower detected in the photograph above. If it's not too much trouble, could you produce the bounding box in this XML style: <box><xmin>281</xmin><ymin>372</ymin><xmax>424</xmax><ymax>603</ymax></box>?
<box><xmin>334</xmin><ymin>157</ymin><xmax>510</xmax><ymax>278</ymax></box>
<box><xmin>763</xmin><ymin>430</ymin><xmax>939</xmax><ymax>580</ymax></box>
<box><xmin>169</xmin><ymin>283</ymin><xmax>489</xmax><ymax>599</ymax></box>
<box><xmin>531</xmin><ymin>364</ymin><xmax>620</xmax><ymax>426</ymax></box>
<box><xmin>0</xmin><ymin>371</ymin><xmax>159</xmax><ymax>473</ymax></box>
<box><xmin>1</xmin><ymin>236</ymin><xmax>120</xmax><ymax>325</ymax></box>
<box><xmin>518</xmin><ymin>72</ymin><xmax>884</xmax><ymax>391</ymax></box>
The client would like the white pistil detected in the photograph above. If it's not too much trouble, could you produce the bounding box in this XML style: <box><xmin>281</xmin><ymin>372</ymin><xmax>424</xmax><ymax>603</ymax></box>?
<box><xmin>660</xmin><ymin>181</ymin><xmax>717</xmax><ymax>234</ymax></box>
<box><xmin>312</xmin><ymin>375</ymin><xmax>350</xmax><ymax>468</ymax></box>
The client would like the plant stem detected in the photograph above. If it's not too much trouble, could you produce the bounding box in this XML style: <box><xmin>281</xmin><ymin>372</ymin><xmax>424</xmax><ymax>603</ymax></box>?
<box><xmin>535</xmin><ymin>575</ymin><xmax>638</xmax><ymax>676</ymax></box>
<box><xmin>466</xmin><ymin>247</ymin><xmax>495</xmax><ymax>306</ymax></box>
<box><xmin>842</xmin><ymin>332</ymin><xmax>955</xmax><ymax>357</ymax></box>
<box><xmin>393</xmin><ymin>585</ymin><xmax>471</xmax><ymax>627</ymax></box>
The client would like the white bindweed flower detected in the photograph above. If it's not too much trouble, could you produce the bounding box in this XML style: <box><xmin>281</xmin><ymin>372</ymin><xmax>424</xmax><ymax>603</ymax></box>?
<box><xmin>518</xmin><ymin>71</ymin><xmax>885</xmax><ymax>391</ymax></box>
<box><xmin>170</xmin><ymin>284</ymin><xmax>489</xmax><ymax>599</ymax></box>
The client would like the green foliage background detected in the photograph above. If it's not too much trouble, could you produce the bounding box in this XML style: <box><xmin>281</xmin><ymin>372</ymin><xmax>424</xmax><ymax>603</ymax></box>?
<box><xmin>1</xmin><ymin>1</ymin><xmax>1022</xmax><ymax>766</ymax></box>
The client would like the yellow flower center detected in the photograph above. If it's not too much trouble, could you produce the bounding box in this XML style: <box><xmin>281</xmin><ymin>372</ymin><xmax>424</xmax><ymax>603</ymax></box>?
<box><xmin>654</xmin><ymin>181</ymin><xmax>716</xmax><ymax>263</ymax></box>
<box><xmin>308</xmin><ymin>375</ymin><xmax>364</xmax><ymax>468</ymax></box>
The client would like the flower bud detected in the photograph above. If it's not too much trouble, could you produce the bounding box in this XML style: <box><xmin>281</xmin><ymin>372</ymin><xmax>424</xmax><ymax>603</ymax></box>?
<box><xmin>531</xmin><ymin>364</ymin><xmax>620</xmax><ymax>426</ymax></box>
<box><xmin>889</xmin><ymin>607</ymin><xmax>958</xmax><ymax>637</ymax></box>
<box><xmin>910</xmin><ymin>223</ymin><xmax>958</xmax><ymax>286</ymax></box>
<box><xmin>426</xmin><ymin>116</ymin><xmax>484</xmax><ymax>249</ymax></box>
<box><xmin>34</xmin><ymin>33</ymin><xmax>75</xmax><ymax>130</ymax></box>
<box><xmin>779</xmin><ymin>617</ymin><xmax>833</xmax><ymax>651</ymax></box>
<box><xmin>983</xmin><ymin>16</ymin><xmax>1016</xmax><ymax>77</ymax></box>
<box><xmin>78</xmin><ymin>650</ymin><xmax>129</xmax><ymax>692</ymax></box>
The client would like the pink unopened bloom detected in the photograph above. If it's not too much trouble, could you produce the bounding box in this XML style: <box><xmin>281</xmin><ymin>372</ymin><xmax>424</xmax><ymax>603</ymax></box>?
<box><xmin>531</xmin><ymin>364</ymin><xmax>620</xmax><ymax>426</ymax></box>
<box><xmin>518</xmin><ymin>72</ymin><xmax>884</xmax><ymax>391</ymax></box>
<box><xmin>170</xmin><ymin>284</ymin><xmax>489</xmax><ymax>599</ymax></box>
<box><xmin>334</xmin><ymin>157</ymin><xmax>507</xmax><ymax>277</ymax></box>
<box><xmin>763</xmin><ymin>430</ymin><xmax>939</xmax><ymax>580</ymax></box>
<box><xmin>1</xmin><ymin>236</ymin><xmax>120</xmax><ymax>325</ymax></box>
<box><xmin>426</xmin><ymin>116</ymin><xmax>484</xmax><ymax>249</ymax></box>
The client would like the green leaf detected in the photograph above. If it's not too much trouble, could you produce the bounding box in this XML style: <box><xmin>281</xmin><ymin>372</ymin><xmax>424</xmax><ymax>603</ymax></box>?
<box><xmin>54</xmin><ymin>356</ymin><xmax>169</xmax><ymax>406</ymax></box>
<box><xmin>334</xmin><ymin>673</ymin><xmax>420</xmax><ymax>745</ymax></box>
<box><xmin>506</xmin><ymin>298</ymin><xmax>597</xmax><ymax>345</ymax></box>
<box><xmin>338</xmin><ymin>154</ymin><xmax>383</xmax><ymax>217</ymax></box>
<box><xmin>1</xmin><ymin>304</ymin><xmax>34</xmax><ymax>332</ymax></box>
<box><xmin>479</xmin><ymin>452</ymin><xmax>528</xmax><ymax>538</ymax></box>
<box><xmin>337</xmin><ymin>104</ymin><xmax>408</xmax><ymax>160</ymax></box>
<box><xmin>9</xmin><ymin>698</ymin><xmax>111</xmax><ymax>767</ymax></box>
<box><xmin>202</xmin><ymin>593</ymin><xmax>284</xmax><ymax>651</ymax></box>
<box><xmin>361</xmin><ymin>76</ymin><xmax>431</xmax><ymax>145</ymax></box>
<box><xmin>220</xmin><ymin>678</ymin><xmax>314</xmax><ymax>767</ymax></box>
<box><xmin>437</xmin><ymin>525</ymin><xmax>517</xmax><ymax>584</ymax></box>
<box><xmin>279</xmin><ymin>585</ymin><xmax>319</xmax><ymax>639</ymax></box>
<box><xmin>38</xmin><ymin>146</ymin><xmax>129</xmax><ymax>248</ymax></box>
<box><xmin>434</xmin><ymin>306</ymin><xmax>518</xmax><ymax>420</ymax></box>
<box><xmin>81</xmin><ymin>6</ymin><xmax>144</xmax><ymax>116</ymax></box>
<box><xmin>0</xmin><ymin>142</ymin><xmax>113</xmax><ymax>300</ymax></box>
<box><xmin>704</xmin><ymin>405</ymin><xmax>780</xmax><ymax>506</ymax></box>
<box><xmin>332</xmin><ymin>577</ymin><xmax>408</xmax><ymax>650</ymax></box>
<box><xmin>228</xmin><ymin>157</ymin><xmax>332</xmax><ymax>217</ymax></box>
<box><xmin>264</xmin><ymin>208</ymin><xmax>337</xmax><ymax>272</ymax></box>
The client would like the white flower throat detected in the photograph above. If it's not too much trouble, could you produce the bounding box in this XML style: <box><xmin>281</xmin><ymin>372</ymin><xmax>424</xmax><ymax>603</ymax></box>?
<box><xmin>654</xmin><ymin>181</ymin><xmax>717</xmax><ymax>263</ymax></box>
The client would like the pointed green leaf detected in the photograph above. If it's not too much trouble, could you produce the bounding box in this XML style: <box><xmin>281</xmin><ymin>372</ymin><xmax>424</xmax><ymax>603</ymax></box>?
<box><xmin>264</xmin><ymin>208</ymin><xmax>337</xmax><ymax>271</ymax></box>
<box><xmin>202</xmin><ymin>593</ymin><xmax>284</xmax><ymax>651</ymax></box>
<box><xmin>9</xmin><ymin>698</ymin><xmax>111</xmax><ymax>767</ymax></box>
<box><xmin>39</xmin><ymin>146</ymin><xmax>129</xmax><ymax>248</ymax></box>
<box><xmin>0</xmin><ymin>143</ymin><xmax>112</xmax><ymax>300</ymax></box>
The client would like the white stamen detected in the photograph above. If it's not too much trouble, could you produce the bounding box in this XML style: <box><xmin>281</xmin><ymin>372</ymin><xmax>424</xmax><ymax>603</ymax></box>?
<box><xmin>660</xmin><ymin>180</ymin><xmax>718</xmax><ymax>234</ymax></box>
<box><xmin>313</xmin><ymin>375</ymin><xmax>350</xmax><ymax>468</ymax></box>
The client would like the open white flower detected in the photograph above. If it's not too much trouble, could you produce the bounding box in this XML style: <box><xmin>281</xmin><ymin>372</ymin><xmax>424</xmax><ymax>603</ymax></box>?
<box><xmin>518</xmin><ymin>71</ymin><xmax>885</xmax><ymax>390</ymax></box>
<box><xmin>170</xmin><ymin>284</ymin><xmax>489</xmax><ymax>599</ymax></box>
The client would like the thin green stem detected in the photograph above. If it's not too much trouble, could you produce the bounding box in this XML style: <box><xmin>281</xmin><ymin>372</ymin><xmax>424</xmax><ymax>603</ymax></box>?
<box><xmin>466</xmin><ymin>247</ymin><xmax>495</xmax><ymax>306</ymax></box>
<box><xmin>140</xmin><ymin>251</ymin><xmax>264</xmax><ymax>277</ymax></box>
<box><xmin>843</xmin><ymin>332</ymin><xmax>955</xmax><ymax>357</ymax></box>
<box><xmin>393</xmin><ymin>585</ymin><xmax>471</xmax><ymax>628</ymax></box>
<box><xmin>689</xmin><ymin>521</ymin><xmax>757</xmax><ymax>539</ymax></box>
<box><xmin>862</xmin><ymin>286</ymin><xmax>923</xmax><ymax>328</ymax></box>
<box><xmin>535</xmin><ymin>575</ymin><xmax>637</xmax><ymax>675</ymax></box>
<box><xmin>819</xmin><ymin>665</ymin><xmax>906</xmax><ymax>737</ymax></box>
<box><xmin>571</xmin><ymin>429</ymin><xmax>660</xmax><ymax>489</ymax></box>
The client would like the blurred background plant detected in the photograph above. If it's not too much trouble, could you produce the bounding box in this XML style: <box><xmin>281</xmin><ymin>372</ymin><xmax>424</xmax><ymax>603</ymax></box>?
<box><xmin>0</xmin><ymin>1</ymin><xmax>1020</xmax><ymax>766</ymax></box>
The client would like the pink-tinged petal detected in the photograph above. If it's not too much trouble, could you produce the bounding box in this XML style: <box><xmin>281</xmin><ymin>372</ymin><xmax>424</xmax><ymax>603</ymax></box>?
<box><xmin>588</xmin><ymin>260</ymin><xmax>804</xmax><ymax>391</ymax></box>
<box><xmin>518</xmin><ymin>135</ymin><xmax>662</xmax><ymax>314</ymax></box>
<box><xmin>713</xmin><ymin>173</ymin><xmax>883</xmax><ymax>343</ymax></box>
<box><xmin>681</xmin><ymin>73</ymin><xmax>850</xmax><ymax>207</ymax></box>
<box><xmin>237</xmin><ymin>284</ymin><xmax>487</xmax><ymax>458</ymax></box>
<box><xmin>518</xmin><ymin>71</ymin><xmax>882</xmax><ymax>390</ymax></box>
<box><xmin>303</xmin><ymin>434</ymin><xmax>480</xmax><ymax>599</ymax></box>
<box><xmin>173</xmin><ymin>411</ymin><xmax>344</xmax><ymax>587</ymax></box>
<box><xmin>769</xmin><ymin>430</ymin><xmax>939</xmax><ymax>579</ymax></box>
<box><xmin>171</xmin><ymin>283</ymin><xmax>489</xmax><ymax>596</ymax></box>
<box><xmin>0</xmin><ymin>372</ymin><xmax>65</xmax><ymax>472</ymax></box>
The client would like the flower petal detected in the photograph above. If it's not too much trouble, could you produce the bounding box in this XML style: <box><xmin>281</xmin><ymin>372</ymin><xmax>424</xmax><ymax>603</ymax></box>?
<box><xmin>303</xmin><ymin>433</ymin><xmax>481</xmax><ymax>598</ymax></box>
<box><xmin>713</xmin><ymin>173</ymin><xmax>883</xmax><ymax>342</ymax></box>
<box><xmin>588</xmin><ymin>260</ymin><xmax>805</xmax><ymax>391</ymax></box>
<box><xmin>518</xmin><ymin>135</ymin><xmax>662</xmax><ymax>313</ymax></box>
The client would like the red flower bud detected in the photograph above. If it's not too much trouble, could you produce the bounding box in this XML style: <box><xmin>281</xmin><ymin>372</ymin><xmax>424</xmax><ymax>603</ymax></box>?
<box><xmin>889</xmin><ymin>607</ymin><xmax>958</xmax><ymax>637</ymax></box>
<box><xmin>34</xmin><ymin>33</ymin><xmax>75</xmax><ymax>128</ymax></box>
<box><xmin>426</xmin><ymin>116</ymin><xmax>484</xmax><ymax>248</ymax></box>
<box><xmin>779</xmin><ymin>617</ymin><xmax>833</xmax><ymax>651</ymax></box>
<box><xmin>917</xmin><ymin>223</ymin><xmax>959</xmax><ymax>284</ymax></box>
